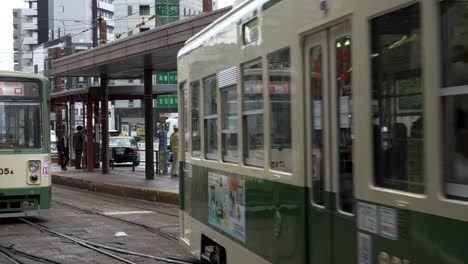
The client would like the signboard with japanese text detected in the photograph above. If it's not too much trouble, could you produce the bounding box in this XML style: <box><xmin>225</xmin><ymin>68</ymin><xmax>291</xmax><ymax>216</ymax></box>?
<box><xmin>154</xmin><ymin>72</ymin><xmax>177</xmax><ymax>84</ymax></box>
<box><xmin>157</xmin><ymin>95</ymin><xmax>178</xmax><ymax>108</ymax></box>
<box><xmin>0</xmin><ymin>82</ymin><xmax>25</xmax><ymax>96</ymax></box>
<box><xmin>156</xmin><ymin>4</ymin><xmax>179</xmax><ymax>17</ymax></box>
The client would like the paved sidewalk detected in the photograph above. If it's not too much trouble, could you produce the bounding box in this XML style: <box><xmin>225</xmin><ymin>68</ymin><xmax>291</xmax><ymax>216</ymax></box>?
<box><xmin>51</xmin><ymin>164</ymin><xmax>179</xmax><ymax>205</ymax></box>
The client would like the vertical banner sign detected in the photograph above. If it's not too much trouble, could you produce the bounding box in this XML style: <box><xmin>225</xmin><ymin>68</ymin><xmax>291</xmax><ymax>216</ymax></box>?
<box><xmin>208</xmin><ymin>173</ymin><xmax>246</xmax><ymax>242</ymax></box>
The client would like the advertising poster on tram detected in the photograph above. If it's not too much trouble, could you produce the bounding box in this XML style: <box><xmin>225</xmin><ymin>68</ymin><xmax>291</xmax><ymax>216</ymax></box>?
<box><xmin>208</xmin><ymin>173</ymin><xmax>245</xmax><ymax>242</ymax></box>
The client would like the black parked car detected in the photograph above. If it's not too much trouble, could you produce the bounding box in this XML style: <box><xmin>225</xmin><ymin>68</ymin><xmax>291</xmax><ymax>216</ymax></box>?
<box><xmin>109</xmin><ymin>136</ymin><xmax>140</xmax><ymax>166</ymax></box>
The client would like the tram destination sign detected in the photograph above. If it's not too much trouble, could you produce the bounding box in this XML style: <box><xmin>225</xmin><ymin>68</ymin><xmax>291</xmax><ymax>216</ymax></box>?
<box><xmin>157</xmin><ymin>95</ymin><xmax>178</xmax><ymax>108</ymax></box>
<box><xmin>0</xmin><ymin>82</ymin><xmax>25</xmax><ymax>96</ymax></box>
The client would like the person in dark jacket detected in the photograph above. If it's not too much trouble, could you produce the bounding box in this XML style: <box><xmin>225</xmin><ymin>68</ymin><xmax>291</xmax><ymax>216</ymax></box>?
<box><xmin>73</xmin><ymin>126</ymin><xmax>85</xmax><ymax>169</ymax></box>
<box><xmin>57</xmin><ymin>132</ymin><xmax>69</xmax><ymax>171</ymax></box>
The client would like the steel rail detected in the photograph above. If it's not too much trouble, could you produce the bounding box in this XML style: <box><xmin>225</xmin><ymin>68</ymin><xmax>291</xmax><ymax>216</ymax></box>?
<box><xmin>53</xmin><ymin>200</ymin><xmax>179</xmax><ymax>241</ymax></box>
<box><xmin>18</xmin><ymin>218</ymin><xmax>200</xmax><ymax>264</ymax></box>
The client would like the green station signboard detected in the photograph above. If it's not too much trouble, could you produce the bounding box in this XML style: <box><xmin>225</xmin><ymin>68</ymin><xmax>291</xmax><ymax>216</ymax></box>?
<box><xmin>157</xmin><ymin>95</ymin><xmax>178</xmax><ymax>108</ymax></box>
<box><xmin>156</xmin><ymin>4</ymin><xmax>179</xmax><ymax>17</ymax></box>
<box><xmin>154</xmin><ymin>72</ymin><xmax>177</xmax><ymax>84</ymax></box>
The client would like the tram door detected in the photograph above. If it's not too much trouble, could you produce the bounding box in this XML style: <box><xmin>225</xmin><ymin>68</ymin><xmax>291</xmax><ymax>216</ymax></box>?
<box><xmin>304</xmin><ymin>21</ymin><xmax>356</xmax><ymax>264</ymax></box>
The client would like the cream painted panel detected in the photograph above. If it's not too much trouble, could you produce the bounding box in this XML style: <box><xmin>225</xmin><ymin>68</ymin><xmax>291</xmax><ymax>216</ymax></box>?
<box><xmin>0</xmin><ymin>154</ymin><xmax>50</xmax><ymax>188</ymax></box>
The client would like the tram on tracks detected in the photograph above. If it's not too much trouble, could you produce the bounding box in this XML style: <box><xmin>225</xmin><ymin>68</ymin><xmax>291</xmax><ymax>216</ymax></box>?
<box><xmin>177</xmin><ymin>0</ymin><xmax>468</xmax><ymax>263</ymax></box>
<box><xmin>0</xmin><ymin>71</ymin><xmax>51</xmax><ymax>217</ymax></box>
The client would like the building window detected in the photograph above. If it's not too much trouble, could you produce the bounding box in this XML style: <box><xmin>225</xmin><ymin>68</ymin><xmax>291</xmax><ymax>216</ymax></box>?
<box><xmin>128</xmin><ymin>5</ymin><xmax>132</xmax><ymax>16</ymax></box>
<box><xmin>242</xmin><ymin>59</ymin><xmax>263</xmax><ymax>167</ymax></box>
<box><xmin>140</xmin><ymin>5</ymin><xmax>150</xmax><ymax>16</ymax></box>
<box><xmin>371</xmin><ymin>3</ymin><xmax>424</xmax><ymax>194</ymax></box>
<box><xmin>204</xmin><ymin>75</ymin><xmax>218</xmax><ymax>160</ymax></box>
<box><xmin>221</xmin><ymin>86</ymin><xmax>238</xmax><ymax>163</ymax></box>
<box><xmin>191</xmin><ymin>81</ymin><xmax>201</xmax><ymax>157</ymax></box>
<box><xmin>440</xmin><ymin>0</ymin><xmax>468</xmax><ymax>201</ymax></box>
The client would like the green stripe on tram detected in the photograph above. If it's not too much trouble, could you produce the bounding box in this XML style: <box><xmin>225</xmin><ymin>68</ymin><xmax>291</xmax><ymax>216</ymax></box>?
<box><xmin>0</xmin><ymin>186</ymin><xmax>51</xmax><ymax>212</ymax></box>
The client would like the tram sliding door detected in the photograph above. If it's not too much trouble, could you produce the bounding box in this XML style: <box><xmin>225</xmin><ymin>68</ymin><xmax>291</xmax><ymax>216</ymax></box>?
<box><xmin>305</xmin><ymin>21</ymin><xmax>356</xmax><ymax>264</ymax></box>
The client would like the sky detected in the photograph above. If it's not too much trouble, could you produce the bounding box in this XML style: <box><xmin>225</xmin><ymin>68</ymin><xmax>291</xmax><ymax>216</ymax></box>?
<box><xmin>0</xmin><ymin>0</ymin><xmax>234</xmax><ymax>71</ymax></box>
<box><xmin>0</xmin><ymin>0</ymin><xmax>28</xmax><ymax>71</ymax></box>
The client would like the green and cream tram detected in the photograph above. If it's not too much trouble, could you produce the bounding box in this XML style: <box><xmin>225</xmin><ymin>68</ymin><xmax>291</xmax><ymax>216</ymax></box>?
<box><xmin>177</xmin><ymin>0</ymin><xmax>468</xmax><ymax>263</ymax></box>
<box><xmin>0</xmin><ymin>71</ymin><xmax>51</xmax><ymax>217</ymax></box>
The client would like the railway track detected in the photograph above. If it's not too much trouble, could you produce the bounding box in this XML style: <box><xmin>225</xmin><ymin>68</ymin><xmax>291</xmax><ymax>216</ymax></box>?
<box><xmin>52</xmin><ymin>200</ymin><xmax>179</xmax><ymax>242</ymax></box>
<box><xmin>0</xmin><ymin>244</ymin><xmax>63</xmax><ymax>264</ymax></box>
<box><xmin>18</xmin><ymin>218</ymin><xmax>201</xmax><ymax>264</ymax></box>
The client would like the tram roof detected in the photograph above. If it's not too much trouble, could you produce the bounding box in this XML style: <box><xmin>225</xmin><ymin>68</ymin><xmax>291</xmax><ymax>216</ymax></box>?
<box><xmin>51</xmin><ymin>7</ymin><xmax>231</xmax><ymax>80</ymax></box>
<box><xmin>0</xmin><ymin>70</ymin><xmax>48</xmax><ymax>80</ymax></box>
<box><xmin>178</xmin><ymin>0</ymin><xmax>263</xmax><ymax>58</ymax></box>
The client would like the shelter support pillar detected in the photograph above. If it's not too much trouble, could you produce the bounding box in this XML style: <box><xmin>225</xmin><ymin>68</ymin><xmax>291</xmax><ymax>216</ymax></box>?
<box><xmin>86</xmin><ymin>97</ymin><xmax>94</xmax><ymax>172</ymax></box>
<box><xmin>101</xmin><ymin>76</ymin><xmax>109</xmax><ymax>174</ymax></box>
<box><xmin>144</xmin><ymin>68</ymin><xmax>155</xmax><ymax>180</ymax></box>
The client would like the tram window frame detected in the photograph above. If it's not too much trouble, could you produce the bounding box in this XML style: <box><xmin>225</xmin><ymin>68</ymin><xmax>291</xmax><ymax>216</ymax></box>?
<box><xmin>370</xmin><ymin>3</ymin><xmax>425</xmax><ymax>194</ymax></box>
<box><xmin>267</xmin><ymin>47</ymin><xmax>292</xmax><ymax>173</ymax></box>
<box><xmin>191</xmin><ymin>80</ymin><xmax>201</xmax><ymax>158</ymax></box>
<box><xmin>203</xmin><ymin>75</ymin><xmax>218</xmax><ymax>160</ymax></box>
<box><xmin>221</xmin><ymin>85</ymin><xmax>239</xmax><ymax>163</ymax></box>
<box><xmin>440</xmin><ymin>0</ymin><xmax>468</xmax><ymax>201</ymax></box>
<box><xmin>242</xmin><ymin>58</ymin><xmax>264</xmax><ymax>168</ymax></box>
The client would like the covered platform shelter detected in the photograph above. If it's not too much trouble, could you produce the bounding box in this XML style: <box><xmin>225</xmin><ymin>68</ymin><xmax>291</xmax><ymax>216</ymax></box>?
<box><xmin>50</xmin><ymin>8</ymin><xmax>230</xmax><ymax>179</ymax></box>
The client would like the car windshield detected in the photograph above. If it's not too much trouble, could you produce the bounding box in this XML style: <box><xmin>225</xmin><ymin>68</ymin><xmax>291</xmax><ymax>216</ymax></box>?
<box><xmin>109</xmin><ymin>138</ymin><xmax>133</xmax><ymax>147</ymax></box>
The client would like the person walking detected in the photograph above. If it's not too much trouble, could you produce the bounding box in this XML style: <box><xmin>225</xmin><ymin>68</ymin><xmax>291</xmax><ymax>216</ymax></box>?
<box><xmin>73</xmin><ymin>126</ymin><xmax>85</xmax><ymax>169</ymax></box>
<box><xmin>170</xmin><ymin>125</ymin><xmax>179</xmax><ymax>177</ymax></box>
<box><xmin>57</xmin><ymin>132</ymin><xmax>69</xmax><ymax>171</ymax></box>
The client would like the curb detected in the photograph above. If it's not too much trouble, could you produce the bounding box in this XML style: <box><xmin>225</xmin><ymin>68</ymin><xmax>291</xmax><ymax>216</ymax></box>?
<box><xmin>51</xmin><ymin>174</ymin><xmax>179</xmax><ymax>205</ymax></box>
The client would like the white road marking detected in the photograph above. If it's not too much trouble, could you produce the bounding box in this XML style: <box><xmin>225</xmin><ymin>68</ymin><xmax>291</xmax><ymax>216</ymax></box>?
<box><xmin>103</xmin><ymin>210</ymin><xmax>155</xmax><ymax>215</ymax></box>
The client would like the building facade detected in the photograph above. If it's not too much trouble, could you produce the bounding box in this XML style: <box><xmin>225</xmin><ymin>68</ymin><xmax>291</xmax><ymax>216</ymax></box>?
<box><xmin>13</xmin><ymin>0</ymin><xmax>38</xmax><ymax>72</ymax></box>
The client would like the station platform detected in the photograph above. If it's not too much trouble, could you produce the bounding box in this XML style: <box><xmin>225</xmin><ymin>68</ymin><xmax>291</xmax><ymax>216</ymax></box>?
<box><xmin>50</xmin><ymin>164</ymin><xmax>179</xmax><ymax>205</ymax></box>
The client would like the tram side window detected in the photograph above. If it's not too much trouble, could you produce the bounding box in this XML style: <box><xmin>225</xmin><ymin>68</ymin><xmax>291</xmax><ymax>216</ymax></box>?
<box><xmin>191</xmin><ymin>81</ymin><xmax>201</xmax><ymax>157</ymax></box>
<box><xmin>204</xmin><ymin>75</ymin><xmax>218</xmax><ymax>160</ymax></box>
<box><xmin>242</xmin><ymin>59</ymin><xmax>264</xmax><ymax>167</ymax></box>
<box><xmin>336</xmin><ymin>35</ymin><xmax>354</xmax><ymax>214</ymax></box>
<box><xmin>182</xmin><ymin>84</ymin><xmax>189</xmax><ymax>155</ymax></box>
<box><xmin>309</xmin><ymin>45</ymin><xmax>325</xmax><ymax>206</ymax></box>
<box><xmin>268</xmin><ymin>48</ymin><xmax>291</xmax><ymax>172</ymax></box>
<box><xmin>440</xmin><ymin>0</ymin><xmax>468</xmax><ymax>201</ymax></box>
<box><xmin>221</xmin><ymin>85</ymin><xmax>238</xmax><ymax>163</ymax></box>
<box><xmin>371</xmin><ymin>3</ymin><xmax>424</xmax><ymax>194</ymax></box>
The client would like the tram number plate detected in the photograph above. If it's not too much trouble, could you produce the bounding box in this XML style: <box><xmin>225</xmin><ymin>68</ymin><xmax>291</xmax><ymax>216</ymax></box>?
<box><xmin>0</xmin><ymin>168</ymin><xmax>13</xmax><ymax>175</ymax></box>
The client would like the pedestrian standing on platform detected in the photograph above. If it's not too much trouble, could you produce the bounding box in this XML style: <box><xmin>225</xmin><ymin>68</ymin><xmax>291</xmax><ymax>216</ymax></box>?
<box><xmin>73</xmin><ymin>126</ymin><xmax>85</xmax><ymax>169</ymax></box>
<box><xmin>57</xmin><ymin>132</ymin><xmax>69</xmax><ymax>171</ymax></box>
<box><xmin>170</xmin><ymin>125</ymin><xmax>179</xmax><ymax>177</ymax></box>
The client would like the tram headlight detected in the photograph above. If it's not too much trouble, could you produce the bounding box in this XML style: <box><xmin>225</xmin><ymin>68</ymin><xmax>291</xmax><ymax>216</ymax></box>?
<box><xmin>28</xmin><ymin>161</ymin><xmax>40</xmax><ymax>173</ymax></box>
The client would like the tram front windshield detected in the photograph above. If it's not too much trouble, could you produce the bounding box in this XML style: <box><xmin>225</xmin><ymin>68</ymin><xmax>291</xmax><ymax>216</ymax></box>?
<box><xmin>0</xmin><ymin>81</ymin><xmax>42</xmax><ymax>150</ymax></box>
